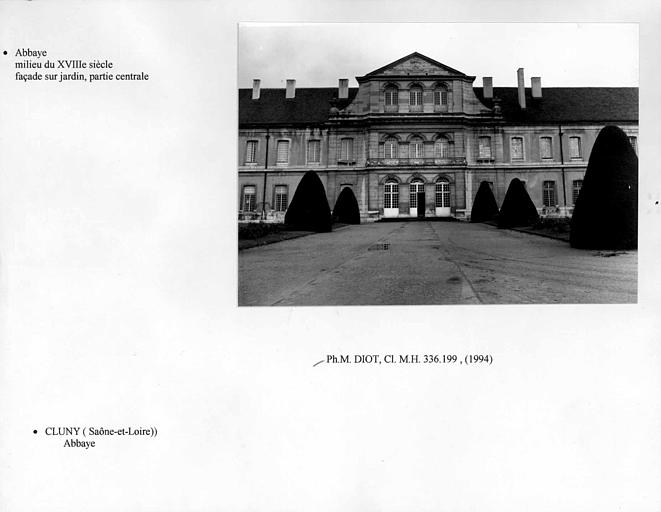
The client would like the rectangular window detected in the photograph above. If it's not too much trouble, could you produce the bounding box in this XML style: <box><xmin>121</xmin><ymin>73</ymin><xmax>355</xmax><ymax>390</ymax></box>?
<box><xmin>410</xmin><ymin>88</ymin><xmax>422</xmax><ymax>106</ymax></box>
<box><xmin>572</xmin><ymin>179</ymin><xmax>583</xmax><ymax>204</ymax></box>
<box><xmin>478</xmin><ymin>136</ymin><xmax>492</xmax><ymax>159</ymax></box>
<box><xmin>274</xmin><ymin>185</ymin><xmax>288</xmax><ymax>212</ymax></box>
<box><xmin>543</xmin><ymin>181</ymin><xmax>556</xmax><ymax>207</ymax></box>
<box><xmin>245</xmin><ymin>141</ymin><xmax>257</xmax><ymax>163</ymax></box>
<box><xmin>510</xmin><ymin>137</ymin><xmax>524</xmax><ymax>161</ymax></box>
<box><xmin>307</xmin><ymin>140</ymin><xmax>321</xmax><ymax>163</ymax></box>
<box><xmin>629</xmin><ymin>136</ymin><xmax>637</xmax><ymax>154</ymax></box>
<box><xmin>385</xmin><ymin>88</ymin><xmax>398</xmax><ymax>106</ymax></box>
<box><xmin>569</xmin><ymin>137</ymin><xmax>582</xmax><ymax>159</ymax></box>
<box><xmin>276</xmin><ymin>140</ymin><xmax>290</xmax><ymax>163</ymax></box>
<box><xmin>540</xmin><ymin>137</ymin><xmax>553</xmax><ymax>159</ymax></box>
<box><xmin>242</xmin><ymin>185</ymin><xmax>256</xmax><ymax>212</ymax></box>
<box><xmin>434</xmin><ymin>90</ymin><xmax>448</xmax><ymax>106</ymax></box>
<box><xmin>340</xmin><ymin>138</ymin><xmax>354</xmax><ymax>161</ymax></box>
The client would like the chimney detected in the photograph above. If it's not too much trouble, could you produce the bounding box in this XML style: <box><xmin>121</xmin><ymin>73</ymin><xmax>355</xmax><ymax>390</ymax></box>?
<box><xmin>483</xmin><ymin>77</ymin><xmax>493</xmax><ymax>99</ymax></box>
<box><xmin>338</xmin><ymin>78</ymin><xmax>349</xmax><ymax>99</ymax></box>
<box><xmin>531</xmin><ymin>77</ymin><xmax>542</xmax><ymax>98</ymax></box>
<box><xmin>517</xmin><ymin>68</ymin><xmax>526</xmax><ymax>109</ymax></box>
<box><xmin>252</xmin><ymin>79</ymin><xmax>260</xmax><ymax>100</ymax></box>
<box><xmin>286</xmin><ymin>79</ymin><xmax>296</xmax><ymax>99</ymax></box>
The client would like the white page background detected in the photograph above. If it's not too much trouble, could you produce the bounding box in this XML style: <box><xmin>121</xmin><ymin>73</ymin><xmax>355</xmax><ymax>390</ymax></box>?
<box><xmin>1</xmin><ymin>1</ymin><xmax>660</xmax><ymax>511</ymax></box>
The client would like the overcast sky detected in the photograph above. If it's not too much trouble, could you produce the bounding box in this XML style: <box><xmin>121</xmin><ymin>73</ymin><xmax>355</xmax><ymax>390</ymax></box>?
<box><xmin>238</xmin><ymin>23</ymin><xmax>638</xmax><ymax>89</ymax></box>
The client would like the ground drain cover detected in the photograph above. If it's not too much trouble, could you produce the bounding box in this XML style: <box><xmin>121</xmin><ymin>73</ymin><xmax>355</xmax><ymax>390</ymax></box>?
<box><xmin>368</xmin><ymin>243</ymin><xmax>390</xmax><ymax>251</ymax></box>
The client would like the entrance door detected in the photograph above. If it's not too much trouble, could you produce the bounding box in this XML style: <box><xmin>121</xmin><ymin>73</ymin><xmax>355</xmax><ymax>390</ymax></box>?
<box><xmin>435</xmin><ymin>179</ymin><xmax>451</xmax><ymax>217</ymax></box>
<box><xmin>417</xmin><ymin>192</ymin><xmax>425</xmax><ymax>217</ymax></box>
<box><xmin>409</xmin><ymin>179</ymin><xmax>424</xmax><ymax>217</ymax></box>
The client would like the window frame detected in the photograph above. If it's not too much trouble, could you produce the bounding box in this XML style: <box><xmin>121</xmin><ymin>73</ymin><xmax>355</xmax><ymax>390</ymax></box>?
<box><xmin>409</xmin><ymin>179</ymin><xmax>424</xmax><ymax>209</ymax></box>
<box><xmin>542</xmin><ymin>180</ymin><xmax>557</xmax><ymax>207</ymax></box>
<box><xmin>572</xmin><ymin>179</ymin><xmax>583</xmax><ymax>205</ymax></box>
<box><xmin>245</xmin><ymin>140</ymin><xmax>258</xmax><ymax>164</ymax></box>
<box><xmin>539</xmin><ymin>136</ymin><xmax>553</xmax><ymax>160</ymax></box>
<box><xmin>435</xmin><ymin>179</ymin><xmax>450</xmax><ymax>208</ymax></box>
<box><xmin>409</xmin><ymin>85</ymin><xmax>423</xmax><ymax>109</ymax></box>
<box><xmin>242</xmin><ymin>184</ymin><xmax>257</xmax><ymax>212</ymax></box>
<box><xmin>568</xmin><ymin>136</ymin><xmax>582</xmax><ymax>160</ymax></box>
<box><xmin>384</xmin><ymin>180</ymin><xmax>399</xmax><ymax>209</ymax></box>
<box><xmin>384</xmin><ymin>85</ymin><xmax>399</xmax><ymax>109</ymax></box>
<box><xmin>276</xmin><ymin>139</ymin><xmax>290</xmax><ymax>164</ymax></box>
<box><xmin>409</xmin><ymin>137</ymin><xmax>424</xmax><ymax>159</ymax></box>
<box><xmin>274</xmin><ymin>184</ymin><xmax>288</xmax><ymax>212</ymax></box>
<box><xmin>478</xmin><ymin>136</ymin><xmax>492</xmax><ymax>160</ymax></box>
<box><xmin>384</xmin><ymin>137</ymin><xmax>399</xmax><ymax>159</ymax></box>
<box><xmin>628</xmin><ymin>135</ymin><xmax>638</xmax><ymax>154</ymax></box>
<box><xmin>510</xmin><ymin>136</ymin><xmax>525</xmax><ymax>162</ymax></box>
<box><xmin>307</xmin><ymin>139</ymin><xmax>321</xmax><ymax>164</ymax></box>
<box><xmin>340</xmin><ymin>137</ymin><xmax>354</xmax><ymax>162</ymax></box>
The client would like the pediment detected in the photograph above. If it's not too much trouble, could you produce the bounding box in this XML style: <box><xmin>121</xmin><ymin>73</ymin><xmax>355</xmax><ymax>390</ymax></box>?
<box><xmin>363</xmin><ymin>52</ymin><xmax>465</xmax><ymax>78</ymax></box>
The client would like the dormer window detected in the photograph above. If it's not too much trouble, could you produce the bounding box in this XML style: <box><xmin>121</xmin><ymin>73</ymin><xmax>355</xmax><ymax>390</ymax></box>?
<box><xmin>409</xmin><ymin>85</ymin><xmax>423</xmax><ymax>111</ymax></box>
<box><xmin>434</xmin><ymin>84</ymin><xmax>448</xmax><ymax>108</ymax></box>
<box><xmin>384</xmin><ymin>85</ymin><xmax>399</xmax><ymax>112</ymax></box>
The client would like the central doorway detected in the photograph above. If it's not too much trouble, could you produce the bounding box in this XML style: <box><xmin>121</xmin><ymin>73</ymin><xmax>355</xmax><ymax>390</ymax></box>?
<box><xmin>409</xmin><ymin>179</ymin><xmax>424</xmax><ymax>217</ymax></box>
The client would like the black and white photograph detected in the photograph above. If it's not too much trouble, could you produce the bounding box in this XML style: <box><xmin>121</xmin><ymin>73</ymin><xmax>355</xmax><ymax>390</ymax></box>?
<box><xmin>1</xmin><ymin>3</ymin><xmax>661</xmax><ymax>512</ymax></box>
<box><xmin>238</xmin><ymin>23</ymin><xmax>639</xmax><ymax>305</ymax></box>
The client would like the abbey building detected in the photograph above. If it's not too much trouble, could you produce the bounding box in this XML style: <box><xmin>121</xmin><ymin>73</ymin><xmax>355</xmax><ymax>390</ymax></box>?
<box><xmin>238</xmin><ymin>52</ymin><xmax>638</xmax><ymax>222</ymax></box>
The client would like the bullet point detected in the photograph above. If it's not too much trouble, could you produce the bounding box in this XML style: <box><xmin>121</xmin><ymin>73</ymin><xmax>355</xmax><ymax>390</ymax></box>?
<box><xmin>3</xmin><ymin>51</ymin><xmax>7</xmax><ymax>56</ymax></box>
<box><xmin>33</xmin><ymin>429</ymin><xmax>37</xmax><ymax>434</ymax></box>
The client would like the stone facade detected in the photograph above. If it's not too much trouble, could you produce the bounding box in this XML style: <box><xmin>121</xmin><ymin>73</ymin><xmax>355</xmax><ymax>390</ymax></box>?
<box><xmin>238</xmin><ymin>53</ymin><xmax>638</xmax><ymax>222</ymax></box>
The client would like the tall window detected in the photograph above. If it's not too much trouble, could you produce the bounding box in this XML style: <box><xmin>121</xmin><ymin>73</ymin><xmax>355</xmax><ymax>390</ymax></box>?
<box><xmin>435</xmin><ymin>180</ymin><xmax>450</xmax><ymax>208</ymax></box>
<box><xmin>409</xmin><ymin>179</ymin><xmax>424</xmax><ymax>209</ymax></box>
<box><xmin>384</xmin><ymin>180</ymin><xmax>399</xmax><ymax>209</ymax></box>
<box><xmin>409</xmin><ymin>85</ymin><xmax>423</xmax><ymax>108</ymax></box>
<box><xmin>385</xmin><ymin>85</ymin><xmax>398</xmax><ymax>109</ymax></box>
<box><xmin>540</xmin><ymin>137</ymin><xmax>553</xmax><ymax>160</ymax></box>
<box><xmin>274</xmin><ymin>185</ymin><xmax>288</xmax><ymax>212</ymax></box>
<box><xmin>276</xmin><ymin>140</ymin><xmax>290</xmax><ymax>163</ymax></box>
<box><xmin>242</xmin><ymin>185</ymin><xmax>256</xmax><ymax>211</ymax></box>
<box><xmin>340</xmin><ymin>138</ymin><xmax>354</xmax><ymax>161</ymax></box>
<box><xmin>569</xmin><ymin>136</ymin><xmax>582</xmax><ymax>159</ymax></box>
<box><xmin>543</xmin><ymin>181</ymin><xmax>556</xmax><ymax>207</ymax></box>
<box><xmin>384</xmin><ymin>137</ymin><xmax>398</xmax><ymax>159</ymax></box>
<box><xmin>510</xmin><ymin>136</ymin><xmax>524</xmax><ymax>161</ymax></box>
<box><xmin>478</xmin><ymin>136</ymin><xmax>492</xmax><ymax>159</ymax></box>
<box><xmin>307</xmin><ymin>140</ymin><xmax>321</xmax><ymax>163</ymax></box>
<box><xmin>245</xmin><ymin>140</ymin><xmax>258</xmax><ymax>163</ymax></box>
<box><xmin>434</xmin><ymin>85</ymin><xmax>448</xmax><ymax>107</ymax></box>
<box><xmin>629</xmin><ymin>136</ymin><xmax>637</xmax><ymax>154</ymax></box>
<box><xmin>572</xmin><ymin>180</ymin><xmax>583</xmax><ymax>204</ymax></box>
<box><xmin>435</xmin><ymin>138</ymin><xmax>450</xmax><ymax>158</ymax></box>
<box><xmin>409</xmin><ymin>137</ymin><xmax>424</xmax><ymax>159</ymax></box>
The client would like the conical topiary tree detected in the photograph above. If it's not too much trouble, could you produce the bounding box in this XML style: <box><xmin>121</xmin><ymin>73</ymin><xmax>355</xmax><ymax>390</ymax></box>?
<box><xmin>284</xmin><ymin>171</ymin><xmax>332</xmax><ymax>232</ymax></box>
<box><xmin>332</xmin><ymin>187</ymin><xmax>361</xmax><ymax>224</ymax></box>
<box><xmin>570</xmin><ymin>125</ymin><xmax>638</xmax><ymax>250</ymax></box>
<box><xmin>497</xmin><ymin>178</ymin><xmax>539</xmax><ymax>228</ymax></box>
<box><xmin>470</xmin><ymin>181</ymin><xmax>499</xmax><ymax>223</ymax></box>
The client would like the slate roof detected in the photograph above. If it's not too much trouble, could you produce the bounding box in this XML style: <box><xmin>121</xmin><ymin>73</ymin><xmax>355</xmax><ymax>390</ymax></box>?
<box><xmin>239</xmin><ymin>87</ymin><xmax>359</xmax><ymax>126</ymax></box>
<box><xmin>473</xmin><ymin>87</ymin><xmax>638</xmax><ymax>123</ymax></box>
<box><xmin>239</xmin><ymin>86</ymin><xmax>638</xmax><ymax>126</ymax></box>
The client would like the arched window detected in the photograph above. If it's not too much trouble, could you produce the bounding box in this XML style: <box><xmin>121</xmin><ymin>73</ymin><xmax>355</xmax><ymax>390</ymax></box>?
<box><xmin>384</xmin><ymin>137</ymin><xmax>398</xmax><ymax>159</ymax></box>
<box><xmin>435</xmin><ymin>137</ymin><xmax>452</xmax><ymax>159</ymax></box>
<box><xmin>409</xmin><ymin>137</ymin><xmax>424</xmax><ymax>159</ymax></box>
<box><xmin>409</xmin><ymin>85</ymin><xmax>423</xmax><ymax>109</ymax></box>
<box><xmin>384</xmin><ymin>180</ymin><xmax>399</xmax><ymax>210</ymax></box>
<box><xmin>435</xmin><ymin>179</ymin><xmax>450</xmax><ymax>208</ymax></box>
<box><xmin>434</xmin><ymin>84</ymin><xmax>448</xmax><ymax>108</ymax></box>
<box><xmin>385</xmin><ymin>85</ymin><xmax>399</xmax><ymax>111</ymax></box>
<box><xmin>409</xmin><ymin>179</ymin><xmax>424</xmax><ymax>209</ymax></box>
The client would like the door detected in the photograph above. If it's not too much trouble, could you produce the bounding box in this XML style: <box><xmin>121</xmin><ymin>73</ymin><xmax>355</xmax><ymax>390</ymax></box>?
<box><xmin>409</xmin><ymin>179</ymin><xmax>424</xmax><ymax>217</ymax></box>
<box><xmin>417</xmin><ymin>192</ymin><xmax>425</xmax><ymax>217</ymax></box>
<box><xmin>435</xmin><ymin>179</ymin><xmax>451</xmax><ymax>217</ymax></box>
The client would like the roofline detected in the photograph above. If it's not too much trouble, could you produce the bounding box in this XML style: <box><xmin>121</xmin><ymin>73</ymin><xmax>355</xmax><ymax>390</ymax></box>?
<box><xmin>359</xmin><ymin>52</ymin><xmax>466</xmax><ymax>79</ymax></box>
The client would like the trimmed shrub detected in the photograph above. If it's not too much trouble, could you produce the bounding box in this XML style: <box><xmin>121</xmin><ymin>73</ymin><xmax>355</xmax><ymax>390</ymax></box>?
<box><xmin>470</xmin><ymin>181</ymin><xmax>499</xmax><ymax>223</ymax></box>
<box><xmin>332</xmin><ymin>187</ymin><xmax>361</xmax><ymax>224</ymax></box>
<box><xmin>497</xmin><ymin>178</ymin><xmax>539</xmax><ymax>228</ymax></box>
<box><xmin>284</xmin><ymin>171</ymin><xmax>332</xmax><ymax>232</ymax></box>
<box><xmin>570</xmin><ymin>125</ymin><xmax>638</xmax><ymax>250</ymax></box>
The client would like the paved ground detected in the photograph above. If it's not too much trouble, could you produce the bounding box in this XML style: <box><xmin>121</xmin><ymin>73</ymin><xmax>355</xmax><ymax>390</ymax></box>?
<box><xmin>238</xmin><ymin>221</ymin><xmax>637</xmax><ymax>306</ymax></box>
